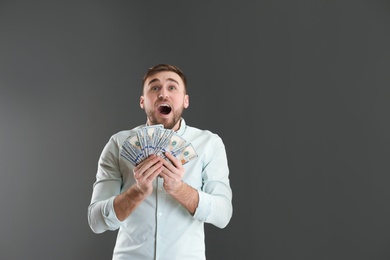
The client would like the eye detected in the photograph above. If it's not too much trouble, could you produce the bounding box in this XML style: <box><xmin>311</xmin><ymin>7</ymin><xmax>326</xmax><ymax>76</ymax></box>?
<box><xmin>150</xmin><ymin>86</ymin><xmax>160</xmax><ymax>91</ymax></box>
<box><xmin>168</xmin><ymin>85</ymin><xmax>176</xmax><ymax>90</ymax></box>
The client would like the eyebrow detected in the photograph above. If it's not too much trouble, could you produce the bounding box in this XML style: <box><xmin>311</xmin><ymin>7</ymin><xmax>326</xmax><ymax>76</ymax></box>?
<box><xmin>148</xmin><ymin>78</ymin><xmax>180</xmax><ymax>86</ymax></box>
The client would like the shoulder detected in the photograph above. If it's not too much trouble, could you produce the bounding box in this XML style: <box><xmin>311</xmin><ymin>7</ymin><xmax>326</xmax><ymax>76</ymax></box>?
<box><xmin>109</xmin><ymin>125</ymin><xmax>145</xmax><ymax>144</ymax></box>
<box><xmin>184</xmin><ymin>125</ymin><xmax>225</xmax><ymax>146</ymax></box>
<box><xmin>185</xmin><ymin>124</ymin><xmax>215</xmax><ymax>136</ymax></box>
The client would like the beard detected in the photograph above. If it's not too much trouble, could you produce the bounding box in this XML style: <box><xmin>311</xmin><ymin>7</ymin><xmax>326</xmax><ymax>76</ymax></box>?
<box><xmin>145</xmin><ymin>106</ymin><xmax>184</xmax><ymax>130</ymax></box>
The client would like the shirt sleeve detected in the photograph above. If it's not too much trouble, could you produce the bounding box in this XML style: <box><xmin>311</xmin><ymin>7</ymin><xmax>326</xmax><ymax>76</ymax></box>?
<box><xmin>193</xmin><ymin>136</ymin><xmax>233</xmax><ymax>228</ymax></box>
<box><xmin>87</xmin><ymin>136</ymin><xmax>123</xmax><ymax>234</ymax></box>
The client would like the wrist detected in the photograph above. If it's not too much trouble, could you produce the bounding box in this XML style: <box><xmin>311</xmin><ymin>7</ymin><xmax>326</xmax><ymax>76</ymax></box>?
<box><xmin>129</xmin><ymin>184</ymin><xmax>150</xmax><ymax>200</ymax></box>
<box><xmin>169</xmin><ymin>181</ymin><xmax>186</xmax><ymax>197</ymax></box>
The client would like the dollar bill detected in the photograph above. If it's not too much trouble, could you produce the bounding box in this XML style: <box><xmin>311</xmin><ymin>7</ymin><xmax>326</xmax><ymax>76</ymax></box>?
<box><xmin>143</xmin><ymin>125</ymin><xmax>163</xmax><ymax>156</ymax></box>
<box><xmin>174</xmin><ymin>143</ymin><xmax>198</xmax><ymax>165</ymax></box>
<box><xmin>121</xmin><ymin>134</ymin><xmax>144</xmax><ymax>164</ymax></box>
<box><xmin>120</xmin><ymin>125</ymin><xmax>198</xmax><ymax>166</ymax></box>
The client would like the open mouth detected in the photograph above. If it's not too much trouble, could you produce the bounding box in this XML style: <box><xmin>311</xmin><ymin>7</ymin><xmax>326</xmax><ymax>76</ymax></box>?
<box><xmin>158</xmin><ymin>104</ymin><xmax>172</xmax><ymax>115</ymax></box>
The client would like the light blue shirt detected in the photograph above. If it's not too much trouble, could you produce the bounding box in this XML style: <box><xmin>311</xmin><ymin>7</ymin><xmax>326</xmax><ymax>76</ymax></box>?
<box><xmin>88</xmin><ymin>119</ymin><xmax>233</xmax><ymax>260</ymax></box>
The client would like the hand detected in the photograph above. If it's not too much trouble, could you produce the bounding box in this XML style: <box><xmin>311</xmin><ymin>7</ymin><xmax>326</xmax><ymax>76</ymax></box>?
<box><xmin>160</xmin><ymin>152</ymin><xmax>185</xmax><ymax>194</ymax></box>
<box><xmin>133</xmin><ymin>154</ymin><xmax>162</xmax><ymax>196</ymax></box>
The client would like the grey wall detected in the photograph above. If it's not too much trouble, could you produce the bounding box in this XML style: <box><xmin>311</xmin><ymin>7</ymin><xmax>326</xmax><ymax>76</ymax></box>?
<box><xmin>1</xmin><ymin>1</ymin><xmax>390</xmax><ymax>259</ymax></box>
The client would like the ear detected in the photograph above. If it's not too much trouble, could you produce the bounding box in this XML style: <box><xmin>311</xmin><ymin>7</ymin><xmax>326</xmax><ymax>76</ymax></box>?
<box><xmin>184</xmin><ymin>95</ymin><xmax>189</xmax><ymax>109</ymax></box>
<box><xmin>140</xmin><ymin>96</ymin><xmax>145</xmax><ymax>109</ymax></box>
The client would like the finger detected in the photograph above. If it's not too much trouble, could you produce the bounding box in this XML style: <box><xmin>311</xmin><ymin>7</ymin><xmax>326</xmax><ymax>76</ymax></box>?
<box><xmin>159</xmin><ymin>154</ymin><xmax>177</xmax><ymax>172</ymax></box>
<box><xmin>159</xmin><ymin>166</ymin><xmax>173</xmax><ymax>179</ymax></box>
<box><xmin>139</xmin><ymin>154</ymin><xmax>159</xmax><ymax>167</ymax></box>
<box><xmin>160</xmin><ymin>165</ymin><xmax>181</xmax><ymax>182</ymax></box>
<box><xmin>136</xmin><ymin>163</ymin><xmax>163</xmax><ymax>192</ymax></box>
<box><xmin>160</xmin><ymin>159</ymin><xmax>177</xmax><ymax>177</ymax></box>
<box><xmin>163</xmin><ymin>153</ymin><xmax>184</xmax><ymax>175</ymax></box>
<box><xmin>134</xmin><ymin>155</ymin><xmax>160</xmax><ymax>178</ymax></box>
<box><xmin>142</xmin><ymin>160</ymin><xmax>163</xmax><ymax>180</ymax></box>
<box><xmin>164</xmin><ymin>152</ymin><xmax>178</xmax><ymax>163</ymax></box>
<box><xmin>146</xmin><ymin>163</ymin><xmax>163</xmax><ymax>181</ymax></box>
<box><xmin>134</xmin><ymin>155</ymin><xmax>153</xmax><ymax>170</ymax></box>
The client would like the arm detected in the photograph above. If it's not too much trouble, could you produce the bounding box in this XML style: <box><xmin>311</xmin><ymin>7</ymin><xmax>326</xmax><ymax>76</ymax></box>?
<box><xmin>193</xmin><ymin>137</ymin><xmax>233</xmax><ymax>228</ymax></box>
<box><xmin>160</xmin><ymin>137</ymin><xmax>233</xmax><ymax>228</ymax></box>
<box><xmin>159</xmin><ymin>152</ymin><xmax>199</xmax><ymax>214</ymax></box>
<box><xmin>87</xmin><ymin>136</ymin><xmax>123</xmax><ymax>233</ymax></box>
<box><xmin>88</xmin><ymin>137</ymin><xmax>163</xmax><ymax>232</ymax></box>
<box><xmin>113</xmin><ymin>155</ymin><xmax>162</xmax><ymax>221</ymax></box>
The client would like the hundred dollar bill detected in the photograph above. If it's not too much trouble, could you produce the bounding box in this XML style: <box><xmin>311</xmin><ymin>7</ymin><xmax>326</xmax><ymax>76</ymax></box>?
<box><xmin>125</xmin><ymin>134</ymin><xmax>144</xmax><ymax>164</ymax></box>
<box><xmin>136</xmin><ymin>127</ymin><xmax>148</xmax><ymax>158</ymax></box>
<box><xmin>166</xmin><ymin>132</ymin><xmax>187</xmax><ymax>152</ymax></box>
<box><xmin>172</xmin><ymin>143</ymin><xmax>198</xmax><ymax>165</ymax></box>
<box><xmin>157</xmin><ymin>130</ymin><xmax>188</xmax><ymax>157</ymax></box>
<box><xmin>143</xmin><ymin>125</ymin><xmax>163</xmax><ymax>156</ymax></box>
<box><xmin>120</xmin><ymin>147</ymin><xmax>136</xmax><ymax>164</ymax></box>
<box><xmin>154</xmin><ymin>129</ymin><xmax>174</xmax><ymax>156</ymax></box>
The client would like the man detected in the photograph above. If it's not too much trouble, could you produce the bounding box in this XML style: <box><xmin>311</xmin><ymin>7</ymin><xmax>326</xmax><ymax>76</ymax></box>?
<box><xmin>88</xmin><ymin>64</ymin><xmax>233</xmax><ymax>259</ymax></box>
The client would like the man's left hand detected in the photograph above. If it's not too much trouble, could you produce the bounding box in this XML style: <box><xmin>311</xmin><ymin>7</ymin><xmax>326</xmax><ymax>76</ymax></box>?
<box><xmin>159</xmin><ymin>152</ymin><xmax>185</xmax><ymax>194</ymax></box>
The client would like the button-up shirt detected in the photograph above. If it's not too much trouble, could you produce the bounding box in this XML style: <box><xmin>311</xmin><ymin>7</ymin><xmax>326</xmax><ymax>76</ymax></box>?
<box><xmin>88</xmin><ymin>119</ymin><xmax>233</xmax><ymax>260</ymax></box>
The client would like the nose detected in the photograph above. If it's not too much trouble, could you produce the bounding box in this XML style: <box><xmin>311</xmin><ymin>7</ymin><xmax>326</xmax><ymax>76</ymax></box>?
<box><xmin>158</xmin><ymin>89</ymin><xmax>169</xmax><ymax>99</ymax></box>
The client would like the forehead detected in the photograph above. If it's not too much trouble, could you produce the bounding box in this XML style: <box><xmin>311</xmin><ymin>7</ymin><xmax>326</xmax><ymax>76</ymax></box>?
<box><xmin>144</xmin><ymin>71</ymin><xmax>184</xmax><ymax>87</ymax></box>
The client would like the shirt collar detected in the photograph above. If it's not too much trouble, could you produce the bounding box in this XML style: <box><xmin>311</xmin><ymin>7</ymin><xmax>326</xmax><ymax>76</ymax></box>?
<box><xmin>176</xmin><ymin>118</ymin><xmax>186</xmax><ymax>136</ymax></box>
<box><xmin>144</xmin><ymin>118</ymin><xmax>186</xmax><ymax>135</ymax></box>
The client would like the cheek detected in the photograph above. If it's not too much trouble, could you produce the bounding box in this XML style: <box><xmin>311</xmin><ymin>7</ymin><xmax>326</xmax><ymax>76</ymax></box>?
<box><xmin>142</xmin><ymin>96</ymin><xmax>156</xmax><ymax>108</ymax></box>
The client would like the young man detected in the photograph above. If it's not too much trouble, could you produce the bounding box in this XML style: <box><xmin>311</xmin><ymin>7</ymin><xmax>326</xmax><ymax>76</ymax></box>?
<box><xmin>88</xmin><ymin>64</ymin><xmax>233</xmax><ymax>259</ymax></box>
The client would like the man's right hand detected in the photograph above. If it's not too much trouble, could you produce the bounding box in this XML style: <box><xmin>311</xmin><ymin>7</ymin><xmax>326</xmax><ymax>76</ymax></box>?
<box><xmin>133</xmin><ymin>154</ymin><xmax>163</xmax><ymax>196</ymax></box>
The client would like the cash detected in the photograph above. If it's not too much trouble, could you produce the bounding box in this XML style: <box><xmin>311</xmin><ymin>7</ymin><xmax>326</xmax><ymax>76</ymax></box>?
<box><xmin>120</xmin><ymin>125</ymin><xmax>198</xmax><ymax>165</ymax></box>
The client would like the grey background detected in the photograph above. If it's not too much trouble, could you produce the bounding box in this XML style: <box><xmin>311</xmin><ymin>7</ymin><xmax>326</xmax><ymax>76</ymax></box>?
<box><xmin>1</xmin><ymin>1</ymin><xmax>390</xmax><ymax>259</ymax></box>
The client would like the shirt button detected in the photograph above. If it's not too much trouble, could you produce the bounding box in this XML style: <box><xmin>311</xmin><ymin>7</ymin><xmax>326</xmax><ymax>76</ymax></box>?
<box><xmin>158</xmin><ymin>212</ymin><xmax>162</xmax><ymax>217</ymax></box>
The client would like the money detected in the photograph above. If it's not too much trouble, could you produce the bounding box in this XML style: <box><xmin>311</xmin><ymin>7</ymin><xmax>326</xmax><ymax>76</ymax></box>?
<box><xmin>120</xmin><ymin>125</ymin><xmax>198</xmax><ymax>165</ymax></box>
<box><xmin>174</xmin><ymin>143</ymin><xmax>198</xmax><ymax>165</ymax></box>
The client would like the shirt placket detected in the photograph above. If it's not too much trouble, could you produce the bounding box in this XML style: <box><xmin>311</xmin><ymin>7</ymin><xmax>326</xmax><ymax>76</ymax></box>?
<box><xmin>155</xmin><ymin>177</ymin><xmax>165</xmax><ymax>259</ymax></box>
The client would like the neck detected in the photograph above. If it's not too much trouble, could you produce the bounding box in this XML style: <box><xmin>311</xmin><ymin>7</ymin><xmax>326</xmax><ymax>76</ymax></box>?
<box><xmin>172</xmin><ymin>119</ymin><xmax>181</xmax><ymax>132</ymax></box>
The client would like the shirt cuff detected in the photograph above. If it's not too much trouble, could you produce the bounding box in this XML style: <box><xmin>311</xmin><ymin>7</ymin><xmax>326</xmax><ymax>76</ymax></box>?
<box><xmin>193</xmin><ymin>190</ymin><xmax>212</xmax><ymax>222</ymax></box>
<box><xmin>102</xmin><ymin>196</ymin><xmax>122</xmax><ymax>229</ymax></box>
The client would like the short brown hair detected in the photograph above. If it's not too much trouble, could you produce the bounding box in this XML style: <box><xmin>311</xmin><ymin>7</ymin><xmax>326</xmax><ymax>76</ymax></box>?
<box><xmin>142</xmin><ymin>64</ymin><xmax>187</xmax><ymax>93</ymax></box>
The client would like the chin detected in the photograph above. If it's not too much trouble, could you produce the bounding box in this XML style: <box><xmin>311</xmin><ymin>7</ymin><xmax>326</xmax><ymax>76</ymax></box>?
<box><xmin>147</xmin><ymin>110</ymin><xmax>182</xmax><ymax>129</ymax></box>
<box><xmin>161</xmin><ymin>120</ymin><xmax>177</xmax><ymax>130</ymax></box>
<box><xmin>161</xmin><ymin>117</ymin><xmax>181</xmax><ymax>130</ymax></box>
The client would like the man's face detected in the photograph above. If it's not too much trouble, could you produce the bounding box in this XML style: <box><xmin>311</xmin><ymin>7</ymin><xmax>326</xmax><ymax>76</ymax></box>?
<box><xmin>140</xmin><ymin>71</ymin><xmax>189</xmax><ymax>131</ymax></box>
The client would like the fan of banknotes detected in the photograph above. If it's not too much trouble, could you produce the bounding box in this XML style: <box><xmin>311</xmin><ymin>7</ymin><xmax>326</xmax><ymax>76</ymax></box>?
<box><xmin>120</xmin><ymin>124</ymin><xmax>198</xmax><ymax>166</ymax></box>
